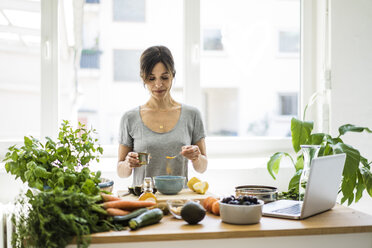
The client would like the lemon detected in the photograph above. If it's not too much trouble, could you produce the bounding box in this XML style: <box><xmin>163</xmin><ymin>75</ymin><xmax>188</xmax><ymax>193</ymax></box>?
<box><xmin>187</xmin><ymin>177</ymin><xmax>201</xmax><ymax>191</ymax></box>
<box><xmin>193</xmin><ymin>181</ymin><xmax>209</xmax><ymax>194</ymax></box>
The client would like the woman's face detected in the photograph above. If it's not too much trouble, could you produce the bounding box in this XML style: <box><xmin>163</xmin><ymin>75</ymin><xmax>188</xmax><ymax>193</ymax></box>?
<box><xmin>144</xmin><ymin>62</ymin><xmax>173</xmax><ymax>100</ymax></box>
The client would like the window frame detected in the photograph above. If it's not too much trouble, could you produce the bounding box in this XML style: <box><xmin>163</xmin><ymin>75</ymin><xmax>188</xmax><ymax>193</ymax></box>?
<box><xmin>0</xmin><ymin>0</ymin><xmax>59</xmax><ymax>159</ymax></box>
<box><xmin>0</xmin><ymin>0</ymin><xmax>318</xmax><ymax>160</ymax></box>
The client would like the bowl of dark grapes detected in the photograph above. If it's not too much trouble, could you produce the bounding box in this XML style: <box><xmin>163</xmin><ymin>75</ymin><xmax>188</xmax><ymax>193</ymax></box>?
<box><xmin>219</xmin><ymin>195</ymin><xmax>264</xmax><ymax>225</ymax></box>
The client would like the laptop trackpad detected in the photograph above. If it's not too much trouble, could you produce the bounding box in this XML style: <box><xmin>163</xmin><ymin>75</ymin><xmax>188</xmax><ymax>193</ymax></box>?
<box><xmin>263</xmin><ymin>200</ymin><xmax>303</xmax><ymax>215</ymax></box>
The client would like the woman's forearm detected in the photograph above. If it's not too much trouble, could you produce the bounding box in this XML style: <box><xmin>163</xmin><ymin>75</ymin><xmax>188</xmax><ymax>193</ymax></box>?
<box><xmin>117</xmin><ymin>160</ymin><xmax>133</xmax><ymax>178</ymax></box>
<box><xmin>191</xmin><ymin>154</ymin><xmax>208</xmax><ymax>173</ymax></box>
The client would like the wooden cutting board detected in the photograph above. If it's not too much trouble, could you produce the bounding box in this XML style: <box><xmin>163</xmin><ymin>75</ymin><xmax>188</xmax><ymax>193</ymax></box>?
<box><xmin>117</xmin><ymin>188</ymin><xmax>216</xmax><ymax>203</ymax></box>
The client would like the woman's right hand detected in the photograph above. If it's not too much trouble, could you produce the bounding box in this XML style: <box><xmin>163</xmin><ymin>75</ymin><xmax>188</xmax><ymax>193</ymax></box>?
<box><xmin>125</xmin><ymin>152</ymin><xmax>142</xmax><ymax>168</ymax></box>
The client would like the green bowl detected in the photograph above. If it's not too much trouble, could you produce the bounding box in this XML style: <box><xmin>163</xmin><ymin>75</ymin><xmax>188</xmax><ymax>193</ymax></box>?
<box><xmin>154</xmin><ymin>176</ymin><xmax>186</xmax><ymax>195</ymax></box>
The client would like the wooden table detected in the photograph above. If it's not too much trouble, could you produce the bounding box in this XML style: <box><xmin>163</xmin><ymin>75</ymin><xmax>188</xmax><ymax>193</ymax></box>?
<box><xmin>68</xmin><ymin>205</ymin><xmax>372</xmax><ymax>248</ymax></box>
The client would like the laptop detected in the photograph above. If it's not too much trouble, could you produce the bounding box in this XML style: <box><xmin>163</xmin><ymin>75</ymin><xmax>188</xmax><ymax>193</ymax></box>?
<box><xmin>263</xmin><ymin>153</ymin><xmax>346</xmax><ymax>220</ymax></box>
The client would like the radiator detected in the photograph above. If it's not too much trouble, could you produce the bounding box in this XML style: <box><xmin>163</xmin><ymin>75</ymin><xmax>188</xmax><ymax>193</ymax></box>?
<box><xmin>0</xmin><ymin>203</ymin><xmax>13</xmax><ymax>248</ymax></box>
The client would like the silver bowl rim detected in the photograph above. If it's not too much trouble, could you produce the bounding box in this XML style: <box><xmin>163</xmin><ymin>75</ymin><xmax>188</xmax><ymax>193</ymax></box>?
<box><xmin>235</xmin><ymin>185</ymin><xmax>278</xmax><ymax>195</ymax></box>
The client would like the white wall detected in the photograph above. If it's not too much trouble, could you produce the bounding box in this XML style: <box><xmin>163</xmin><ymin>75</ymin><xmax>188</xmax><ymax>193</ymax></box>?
<box><xmin>329</xmin><ymin>0</ymin><xmax>372</xmax><ymax>213</ymax></box>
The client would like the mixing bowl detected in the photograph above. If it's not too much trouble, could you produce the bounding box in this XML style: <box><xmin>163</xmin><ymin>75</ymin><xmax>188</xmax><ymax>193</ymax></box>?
<box><xmin>154</xmin><ymin>176</ymin><xmax>185</xmax><ymax>195</ymax></box>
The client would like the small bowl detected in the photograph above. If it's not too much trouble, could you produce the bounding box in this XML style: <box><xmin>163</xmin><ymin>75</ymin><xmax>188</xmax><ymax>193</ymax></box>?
<box><xmin>235</xmin><ymin>185</ymin><xmax>278</xmax><ymax>203</ymax></box>
<box><xmin>98</xmin><ymin>178</ymin><xmax>114</xmax><ymax>193</ymax></box>
<box><xmin>154</xmin><ymin>176</ymin><xmax>186</xmax><ymax>195</ymax></box>
<box><xmin>167</xmin><ymin>199</ymin><xmax>200</xmax><ymax>219</ymax></box>
<box><xmin>219</xmin><ymin>200</ymin><xmax>264</xmax><ymax>225</ymax></box>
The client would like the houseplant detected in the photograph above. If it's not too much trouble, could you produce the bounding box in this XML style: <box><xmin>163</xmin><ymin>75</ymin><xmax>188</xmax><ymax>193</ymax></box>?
<box><xmin>2</xmin><ymin>120</ymin><xmax>122</xmax><ymax>247</ymax></box>
<box><xmin>3</xmin><ymin>120</ymin><xmax>103</xmax><ymax>195</ymax></box>
<box><xmin>267</xmin><ymin>102</ymin><xmax>372</xmax><ymax>205</ymax></box>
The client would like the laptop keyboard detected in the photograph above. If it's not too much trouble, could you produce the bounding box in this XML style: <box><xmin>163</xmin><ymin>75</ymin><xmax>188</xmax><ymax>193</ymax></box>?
<box><xmin>272</xmin><ymin>203</ymin><xmax>302</xmax><ymax>215</ymax></box>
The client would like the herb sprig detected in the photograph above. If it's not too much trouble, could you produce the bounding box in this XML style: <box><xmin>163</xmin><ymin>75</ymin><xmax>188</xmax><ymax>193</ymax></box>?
<box><xmin>12</xmin><ymin>189</ymin><xmax>123</xmax><ymax>248</ymax></box>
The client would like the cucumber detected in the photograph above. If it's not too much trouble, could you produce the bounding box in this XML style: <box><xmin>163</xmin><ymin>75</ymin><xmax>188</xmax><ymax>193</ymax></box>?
<box><xmin>113</xmin><ymin>208</ymin><xmax>149</xmax><ymax>226</ymax></box>
<box><xmin>128</xmin><ymin>208</ymin><xmax>163</xmax><ymax>230</ymax></box>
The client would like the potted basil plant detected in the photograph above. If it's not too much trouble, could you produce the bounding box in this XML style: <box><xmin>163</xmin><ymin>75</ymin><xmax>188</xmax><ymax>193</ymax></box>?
<box><xmin>3</xmin><ymin>120</ymin><xmax>104</xmax><ymax>195</ymax></box>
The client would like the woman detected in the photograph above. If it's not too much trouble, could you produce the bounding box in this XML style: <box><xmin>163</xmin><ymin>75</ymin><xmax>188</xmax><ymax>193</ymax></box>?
<box><xmin>117</xmin><ymin>45</ymin><xmax>208</xmax><ymax>186</ymax></box>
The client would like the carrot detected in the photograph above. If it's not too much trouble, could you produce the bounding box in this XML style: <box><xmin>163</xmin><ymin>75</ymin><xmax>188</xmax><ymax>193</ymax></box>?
<box><xmin>101</xmin><ymin>193</ymin><xmax>121</xmax><ymax>202</ymax></box>
<box><xmin>106</xmin><ymin>208</ymin><xmax>131</xmax><ymax>216</ymax></box>
<box><xmin>102</xmin><ymin>200</ymin><xmax>156</xmax><ymax>211</ymax></box>
<box><xmin>211</xmin><ymin>201</ymin><xmax>220</xmax><ymax>216</ymax></box>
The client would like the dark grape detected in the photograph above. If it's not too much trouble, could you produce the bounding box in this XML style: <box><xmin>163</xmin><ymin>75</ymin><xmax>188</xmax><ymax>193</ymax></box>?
<box><xmin>221</xmin><ymin>195</ymin><xmax>259</xmax><ymax>206</ymax></box>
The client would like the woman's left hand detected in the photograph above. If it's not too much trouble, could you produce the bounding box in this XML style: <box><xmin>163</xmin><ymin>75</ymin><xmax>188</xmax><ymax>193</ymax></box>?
<box><xmin>181</xmin><ymin>145</ymin><xmax>201</xmax><ymax>162</ymax></box>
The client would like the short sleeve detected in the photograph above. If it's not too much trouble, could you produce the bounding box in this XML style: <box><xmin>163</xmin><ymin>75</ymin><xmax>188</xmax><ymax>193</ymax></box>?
<box><xmin>191</xmin><ymin>108</ymin><xmax>206</xmax><ymax>145</ymax></box>
<box><xmin>118</xmin><ymin>112</ymin><xmax>134</xmax><ymax>147</ymax></box>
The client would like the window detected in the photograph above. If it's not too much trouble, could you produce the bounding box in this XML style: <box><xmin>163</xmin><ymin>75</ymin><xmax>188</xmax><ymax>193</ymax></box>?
<box><xmin>279</xmin><ymin>93</ymin><xmax>298</xmax><ymax>116</ymax></box>
<box><xmin>1</xmin><ymin>0</ymin><xmax>313</xmax><ymax>159</ymax></box>
<box><xmin>76</xmin><ymin>0</ymin><xmax>184</xmax><ymax>147</ymax></box>
<box><xmin>203</xmin><ymin>29</ymin><xmax>224</xmax><ymax>51</ymax></box>
<box><xmin>278</xmin><ymin>30</ymin><xmax>300</xmax><ymax>54</ymax></box>
<box><xmin>113</xmin><ymin>0</ymin><xmax>146</xmax><ymax>22</ymax></box>
<box><xmin>0</xmin><ymin>2</ymin><xmax>41</xmax><ymax>140</ymax></box>
<box><xmin>113</xmin><ymin>49</ymin><xmax>142</xmax><ymax>82</ymax></box>
<box><xmin>200</xmin><ymin>0</ymin><xmax>300</xmax><ymax>138</ymax></box>
<box><xmin>80</xmin><ymin>49</ymin><xmax>101</xmax><ymax>69</ymax></box>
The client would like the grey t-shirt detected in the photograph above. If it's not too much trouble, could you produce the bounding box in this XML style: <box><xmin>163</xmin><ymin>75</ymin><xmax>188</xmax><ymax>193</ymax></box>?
<box><xmin>118</xmin><ymin>104</ymin><xmax>206</xmax><ymax>186</ymax></box>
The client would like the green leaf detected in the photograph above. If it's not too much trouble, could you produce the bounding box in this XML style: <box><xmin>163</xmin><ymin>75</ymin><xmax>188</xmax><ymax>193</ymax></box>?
<box><xmin>57</xmin><ymin>177</ymin><xmax>65</xmax><ymax>188</ymax></box>
<box><xmin>267</xmin><ymin>152</ymin><xmax>294</xmax><ymax>180</ymax></box>
<box><xmin>361</xmin><ymin>167</ymin><xmax>372</xmax><ymax>197</ymax></box>
<box><xmin>95</xmin><ymin>170</ymin><xmax>101</xmax><ymax>179</ymax></box>
<box><xmin>333</xmin><ymin>143</ymin><xmax>360</xmax><ymax>203</ymax></box>
<box><xmin>338</xmin><ymin>124</ymin><xmax>372</xmax><ymax>137</ymax></box>
<box><xmin>294</xmin><ymin>156</ymin><xmax>304</xmax><ymax>171</ymax></box>
<box><xmin>24</xmin><ymin>136</ymin><xmax>33</xmax><ymax>147</ymax></box>
<box><xmin>81</xmin><ymin>179</ymin><xmax>98</xmax><ymax>195</ymax></box>
<box><xmin>288</xmin><ymin>169</ymin><xmax>302</xmax><ymax>192</ymax></box>
<box><xmin>81</xmin><ymin>156</ymin><xmax>91</xmax><ymax>165</ymax></box>
<box><xmin>26</xmin><ymin>161</ymin><xmax>37</xmax><ymax>170</ymax></box>
<box><xmin>291</xmin><ymin>118</ymin><xmax>314</xmax><ymax>153</ymax></box>
<box><xmin>34</xmin><ymin>167</ymin><xmax>49</xmax><ymax>179</ymax></box>
<box><xmin>11</xmin><ymin>151</ymin><xmax>19</xmax><ymax>161</ymax></box>
<box><xmin>347</xmin><ymin>194</ymin><xmax>354</xmax><ymax>206</ymax></box>
<box><xmin>308</xmin><ymin>133</ymin><xmax>326</xmax><ymax>145</ymax></box>
<box><xmin>25</xmin><ymin>170</ymin><xmax>33</xmax><ymax>182</ymax></box>
<box><xmin>340</xmin><ymin>194</ymin><xmax>348</xmax><ymax>204</ymax></box>
<box><xmin>360</xmin><ymin>156</ymin><xmax>370</xmax><ymax>169</ymax></box>
<box><xmin>355</xmin><ymin>170</ymin><xmax>365</xmax><ymax>202</ymax></box>
<box><xmin>5</xmin><ymin>162</ymin><xmax>12</xmax><ymax>173</ymax></box>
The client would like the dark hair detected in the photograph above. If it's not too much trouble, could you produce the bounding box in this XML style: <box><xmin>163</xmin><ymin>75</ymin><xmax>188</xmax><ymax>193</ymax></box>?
<box><xmin>140</xmin><ymin>46</ymin><xmax>176</xmax><ymax>81</ymax></box>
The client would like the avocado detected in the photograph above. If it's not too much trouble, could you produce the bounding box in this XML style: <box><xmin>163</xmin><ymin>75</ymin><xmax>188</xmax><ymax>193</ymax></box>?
<box><xmin>180</xmin><ymin>201</ymin><xmax>206</xmax><ymax>225</ymax></box>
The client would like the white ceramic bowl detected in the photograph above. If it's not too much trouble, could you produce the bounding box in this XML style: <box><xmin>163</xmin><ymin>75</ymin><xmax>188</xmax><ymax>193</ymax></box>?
<box><xmin>219</xmin><ymin>200</ymin><xmax>264</xmax><ymax>225</ymax></box>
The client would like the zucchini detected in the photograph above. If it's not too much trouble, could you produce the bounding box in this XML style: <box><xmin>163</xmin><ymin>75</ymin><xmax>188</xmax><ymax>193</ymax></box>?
<box><xmin>113</xmin><ymin>208</ymin><xmax>149</xmax><ymax>225</ymax></box>
<box><xmin>128</xmin><ymin>208</ymin><xmax>163</xmax><ymax>230</ymax></box>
